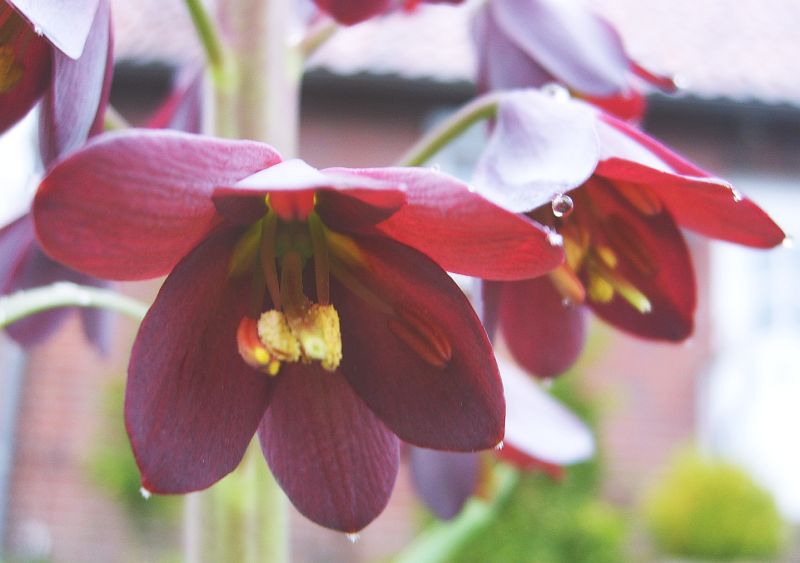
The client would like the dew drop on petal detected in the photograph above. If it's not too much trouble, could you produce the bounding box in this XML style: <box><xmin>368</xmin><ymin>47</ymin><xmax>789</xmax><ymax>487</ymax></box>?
<box><xmin>561</xmin><ymin>297</ymin><xmax>573</xmax><ymax>308</ymax></box>
<box><xmin>551</xmin><ymin>193</ymin><xmax>574</xmax><ymax>218</ymax></box>
<box><xmin>345</xmin><ymin>533</ymin><xmax>360</xmax><ymax>544</ymax></box>
<box><xmin>672</xmin><ymin>74</ymin><xmax>690</xmax><ymax>90</ymax></box>
<box><xmin>494</xmin><ymin>440</ymin><xmax>504</xmax><ymax>451</ymax></box>
<box><xmin>545</xmin><ymin>229</ymin><xmax>564</xmax><ymax>247</ymax></box>
<box><xmin>731</xmin><ymin>188</ymin><xmax>743</xmax><ymax>202</ymax></box>
<box><xmin>541</xmin><ymin>83</ymin><xmax>571</xmax><ymax>102</ymax></box>
<box><xmin>139</xmin><ymin>487</ymin><xmax>152</xmax><ymax>500</ymax></box>
<box><xmin>782</xmin><ymin>235</ymin><xmax>794</xmax><ymax>249</ymax></box>
<box><xmin>33</xmin><ymin>25</ymin><xmax>43</xmax><ymax>36</ymax></box>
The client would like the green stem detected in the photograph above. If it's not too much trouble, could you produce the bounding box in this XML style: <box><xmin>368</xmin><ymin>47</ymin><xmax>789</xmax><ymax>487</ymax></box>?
<box><xmin>393</xmin><ymin>464</ymin><xmax>519</xmax><ymax>563</ymax></box>
<box><xmin>297</xmin><ymin>19</ymin><xmax>338</xmax><ymax>60</ymax></box>
<box><xmin>398</xmin><ymin>93</ymin><xmax>500</xmax><ymax>167</ymax></box>
<box><xmin>0</xmin><ymin>282</ymin><xmax>148</xmax><ymax>327</ymax></box>
<box><xmin>183</xmin><ymin>0</ymin><xmax>234</xmax><ymax>90</ymax></box>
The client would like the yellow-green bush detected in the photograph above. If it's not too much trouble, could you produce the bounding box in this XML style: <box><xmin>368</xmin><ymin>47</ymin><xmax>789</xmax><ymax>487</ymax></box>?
<box><xmin>643</xmin><ymin>451</ymin><xmax>786</xmax><ymax>561</ymax></box>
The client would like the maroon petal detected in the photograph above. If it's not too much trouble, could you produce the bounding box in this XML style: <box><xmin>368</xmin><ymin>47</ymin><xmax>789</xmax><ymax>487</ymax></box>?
<box><xmin>7</xmin><ymin>0</ymin><xmax>100</xmax><ymax>59</ymax></box>
<box><xmin>598</xmin><ymin>160</ymin><xmax>785</xmax><ymax>248</ymax></box>
<box><xmin>0</xmin><ymin>4</ymin><xmax>51</xmax><ymax>134</ymax></box>
<box><xmin>584</xmin><ymin>181</ymin><xmax>696</xmax><ymax>341</ymax></box>
<box><xmin>259</xmin><ymin>365</ymin><xmax>399</xmax><ymax>532</ymax></box>
<box><xmin>335</xmin><ymin>236</ymin><xmax>505</xmax><ymax>451</ymax></box>
<box><xmin>473</xmin><ymin>90</ymin><xmax>599</xmax><ymax>214</ymax></box>
<box><xmin>472</xmin><ymin>4</ymin><xmax>553</xmax><ymax>91</ymax></box>
<box><xmin>492</xmin><ymin>276</ymin><xmax>587</xmax><ymax>378</ymax></box>
<box><xmin>34</xmin><ymin>130</ymin><xmax>281</xmax><ymax>280</ymax></box>
<box><xmin>39</xmin><ymin>0</ymin><xmax>112</xmax><ymax>166</ymax></box>
<box><xmin>126</xmin><ymin>228</ymin><xmax>273</xmax><ymax>493</ymax></box>
<box><xmin>338</xmin><ymin>166</ymin><xmax>564</xmax><ymax>280</ymax></box>
<box><xmin>409</xmin><ymin>447</ymin><xmax>479</xmax><ymax>520</ymax></box>
<box><xmin>490</xmin><ymin>0</ymin><xmax>630</xmax><ymax>96</ymax></box>
<box><xmin>313</xmin><ymin>0</ymin><xmax>390</xmax><ymax>24</ymax></box>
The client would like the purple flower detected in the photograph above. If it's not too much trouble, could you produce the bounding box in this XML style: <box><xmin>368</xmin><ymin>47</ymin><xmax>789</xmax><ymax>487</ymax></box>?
<box><xmin>33</xmin><ymin>129</ymin><xmax>564</xmax><ymax>531</ymax></box>
<box><xmin>473</xmin><ymin>0</ymin><xmax>675</xmax><ymax>120</ymax></box>
<box><xmin>0</xmin><ymin>0</ymin><xmax>112</xmax><ymax>164</ymax></box>
<box><xmin>474</xmin><ymin>90</ymin><xmax>785</xmax><ymax>377</ymax></box>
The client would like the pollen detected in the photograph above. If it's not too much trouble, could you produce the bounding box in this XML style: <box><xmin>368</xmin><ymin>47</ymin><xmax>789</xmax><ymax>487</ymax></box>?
<box><xmin>257</xmin><ymin>310</ymin><xmax>301</xmax><ymax>363</ymax></box>
<box><xmin>0</xmin><ymin>46</ymin><xmax>23</xmax><ymax>93</ymax></box>
<box><xmin>287</xmin><ymin>303</ymin><xmax>342</xmax><ymax>372</ymax></box>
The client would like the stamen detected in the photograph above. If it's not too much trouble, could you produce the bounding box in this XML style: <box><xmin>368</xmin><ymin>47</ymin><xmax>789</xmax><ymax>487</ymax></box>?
<box><xmin>613</xmin><ymin>182</ymin><xmax>663</xmax><ymax>216</ymax></box>
<box><xmin>260</xmin><ymin>212</ymin><xmax>282</xmax><ymax>309</ymax></box>
<box><xmin>237</xmin><ymin>317</ymin><xmax>282</xmax><ymax>376</ymax></box>
<box><xmin>287</xmin><ymin>303</ymin><xmax>342</xmax><ymax>371</ymax></box>
<box><xmin>587</xmin><ymin>273</ymin><xmax>614</xmax><ymax>303</ymax></box>
<box><xmin>257</xmin><ymin>310</ymin><xmax>301</xmax><ymax>362</ymax></box>
<box><xmin>308</xmin><ymin>212</ymin><xmax>330</xmax><ymax>305</ymax></box>
<box><xmin>388</xmin><ymin>308</ymin><xmax>452</xmax><ymax>369</ymax></box>
<box><xmin>0</xmin><ymin>45</ymin><xmax>22</xmax><ymax>93</ymax></box>
<box><xmin>548</xmin><ymin>265</ymin><xmax>586</xmax><ymax>304</ymax></box>
<box><xmin>586</xmin><ymin>259</ymin><xmax>652</xmax><ymax>314</ymax></box>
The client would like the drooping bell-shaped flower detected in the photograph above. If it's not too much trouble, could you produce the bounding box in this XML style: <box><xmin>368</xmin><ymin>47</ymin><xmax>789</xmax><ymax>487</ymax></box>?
<box><xmin>33</xmin><ymin>129</ymin><xmax>565</xmax><ymax>532</ymax></box>
<box><xmin>472</xmin><ymin>0</ymin><xmax>675</xmax><ymax>120</ymax></box>
<box><xmin>475</xmin><ymin>90</ymin><xmax>785</xmax><ymax>377</ymax></box>
<box><xmin>409</xmin><ymin>355</ymin><xmax>593</xmax><ymax>519</ymax></box>
<box><xmin>0</xmin><ymin>0</ymin><xmax>112</xmax><ymax>163</ymax></box>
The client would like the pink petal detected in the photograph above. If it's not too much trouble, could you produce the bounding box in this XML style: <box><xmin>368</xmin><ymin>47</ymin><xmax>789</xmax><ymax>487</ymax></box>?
<box><xmin>8</xmin><ymin>0</ymin><xmax>100</xmax><ymax>59</ymax></box>
<box><xmin>126</xmin><ymin>228</ymin><xmax>273</xmax><ymax>493</ymax></box>
<box><xmin>499</xmin><ymin>356</ymin><xmax>594</xmax><ymax>464</ymax></box>
<box><xmin>409</xmin><ymin>448</ymin><xmax>479</xmax><ymax>520</ymax></box>
<box><xmin>38</xmin><ymin>0</ymin><xmax>111</xmax><ymax>165</ymax></box>
<box><xmin>490</xmin><ymin>0</ymin><xmax>630</xmax><ymax>96</ymax></box>
<box><xmin>335</xmin><ymin>236</ymin><xmax>505</xmax><ymax>451</ymax></box>
<box><xmin>490</xmin><ymin>276</ymin><xmax>587</xmax><ymax>377</ymax></box>
<box><xmin>338</xmin><ymin>165</ymin><xmax>565</xmax><ymax>280</ymax></box>
<box><xmin>34</xmin><ymin>130</ymin><xmax>281</xmax><ymax>280</ymax></box>
<box><xmin>598</xmin><ymin>160</ymin><xmax>785</xmax><ymax>248</ymax></box>
<box><xmin>473</xmin><ymin>90</ymin><xmax>599</xmax><ymax>214</ymax></box>
<box><xmin>259</xmin><ymin>365</ymin><xmax>399</xmax><ymax>532</ymax></box>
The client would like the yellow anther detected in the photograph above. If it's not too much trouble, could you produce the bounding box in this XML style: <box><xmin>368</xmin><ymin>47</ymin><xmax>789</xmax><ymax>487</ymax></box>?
<box><xmin>549</xmin><ymin>265</ymin><xmax>586</xmax><ymax>305</ymax></box>
<box><xmin>587</xmin><ymin>274</ymin><xmax>615</xmax><ymax>304</ymax></box>
<box><xmin>287</xmin><ymin>303</ymin><xmax>342</xmax><ymax>372</ymax></box>
<box><xmin>257</xmin><ymin>310</ymin><xmax>301</xmax><ymax>362</ymax></box>
<box><xmin>596</xmin><ymin>245</ymin><xmax>618</xmax><ymax>269</ymax></box>
<box><xmin>236</xmin><ymin>317</ymin><xmax>281</xmax><ymax>376</ymax></box>
<box><xmin>0</xmin><ymin>46</ymin><xmax>22</xmax><ymax>94</ymax></box>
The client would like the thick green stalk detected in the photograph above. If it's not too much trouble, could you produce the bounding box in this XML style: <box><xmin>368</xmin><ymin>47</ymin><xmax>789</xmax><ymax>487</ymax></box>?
<box><xmin>183</xmin><ymin>0</ymin><xmax>298</xmax><ymax>562</ymax></box>
<box><xmin>398</xmin><ymin>93</ymin><xmax>499</xmax><ymax>167</ymax></box>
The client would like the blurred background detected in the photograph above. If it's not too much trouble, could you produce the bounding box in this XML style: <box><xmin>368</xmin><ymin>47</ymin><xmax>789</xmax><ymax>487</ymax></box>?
<box><xmin>0</xmin><ymin>0</ymin><xmax>798</xmax><ymax>561</ymax></box>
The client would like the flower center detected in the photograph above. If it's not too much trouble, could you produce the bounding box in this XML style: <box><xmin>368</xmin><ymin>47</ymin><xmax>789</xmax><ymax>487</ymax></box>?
<box><xmin>533</xmin><ymin>182</ymin><xmax>658</xmax><ymax>314</ymax></box>
<box><xmin>0</xmin><ymin>6</ymin><xmax>26</xmax><ymax>93</ymax></box>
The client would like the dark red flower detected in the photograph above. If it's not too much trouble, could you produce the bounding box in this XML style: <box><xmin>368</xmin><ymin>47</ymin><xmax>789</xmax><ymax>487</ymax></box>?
<box><xmin>0</xmin><ymin>213</ymin><xmax>112</xmax><ymax>352</ymax></box>
<box><xmin>33</xmin><ymin>130</ymin><xmax>564</xmax><ymax>531</ymax></box>
<box><xmin>313</xmin><ymin>0</ymin><xmax>462</xmax><ymax>25</ymax></box>
<box><xmin>472</xmin><ymin>0</ymin><xmax>675</xmax><ymax>120</ymax></box>
<box><xmin>475</xmin><ymin>90</ymin><xmax>785</xmax><ymax>377</ymax></box>
<box><xmin>0</xmin><ymin>0</ymin><xmax>112</xmax><ymax>163</ymax></box>
<box><xmin>409</xmin><ymin>355</ymin><xmax>592</xmax><ymax>519</ymax></box>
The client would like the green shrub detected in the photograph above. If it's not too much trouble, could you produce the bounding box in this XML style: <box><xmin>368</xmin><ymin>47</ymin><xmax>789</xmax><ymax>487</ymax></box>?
<box><xmin>643</xmin><ymin>451</ymin><xmax>786</xmax><ymax>560</ymax></box>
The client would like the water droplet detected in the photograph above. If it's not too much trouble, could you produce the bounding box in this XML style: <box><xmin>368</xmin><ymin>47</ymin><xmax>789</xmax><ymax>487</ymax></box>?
<box><xmin>33</xmin><ymin>25</ymin><xmax>43</xmax><ymax>36</ymax></box>
<box><xmin>541</xmin><ymin>83</ymin><xmax>570</xmax><ymax>102</ymax></box>
<box><xmin>672</xmin><ymin>74</ymin><xmax>690</xmax><ymax>90</ymax></box>
<box><xmin>139</xmin><ymin>487</ymin><xmax>151</xmax><ymax>500</ymax></box>
<box><xmin>561</xmin><ymin>298</ymin><xmax>573</xmax><ymax>308</ymax></box>
<box><xmin>731</xmin><ymin>189</ymin><xmax>743</xmax><ymax>202</ymax></box>
<box><xmin>494</xmin><ymin>440</ymin><xmax>504</xmax><ymax>451</ymax></box>
<box><xmin>541</xmin><ymin>378</ymin><xmax>554</xmax><ymax>389</ymax></box>
<box><xmin>345</xmin><ymin>533</ymin><xmax>360</xmax><ymax>544</ymax></box>
<box><xmin>545</xmin><ymin>229</ymin><xmax>563</xmax><ymax>247</ymax></box>
<box><xmin>551</xmin><ymin>193</ymin><xmax>574</xmax><ymax>218</ymax></box>
<box><xmin>782</xmin><ymin>235</ymin><xmax>794</xmax><ymax>249</ymax></box>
